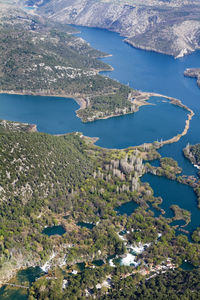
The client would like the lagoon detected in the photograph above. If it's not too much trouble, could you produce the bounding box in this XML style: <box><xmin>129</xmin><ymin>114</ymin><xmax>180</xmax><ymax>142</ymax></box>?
<box><xmin>115</xmin><ymin>200</ymin><xmax>138</xmax><ymax>216</ymax></box>
<box><xmin>142</xmin><ymin>174</ymin><xmax>198</xmax><ymax>234</ymax></box>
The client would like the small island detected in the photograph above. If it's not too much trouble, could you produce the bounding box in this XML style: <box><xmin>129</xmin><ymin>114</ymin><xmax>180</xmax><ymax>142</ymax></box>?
<box><xmin>184</xmin><ymin>68</ymin><xmax>200</xmax><ymax>88</ymax></box>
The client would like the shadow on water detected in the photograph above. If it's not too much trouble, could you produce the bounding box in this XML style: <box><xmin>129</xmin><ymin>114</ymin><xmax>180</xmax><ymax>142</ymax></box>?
<box><xmin>180</xmin><ymin>261</ymin><xmax>196</xmax><ymax>271</ymax></box>
<box><xmin>77</xmin><ymin>222</ymin><xmax>95</xmax><ymax>229</ymax></box>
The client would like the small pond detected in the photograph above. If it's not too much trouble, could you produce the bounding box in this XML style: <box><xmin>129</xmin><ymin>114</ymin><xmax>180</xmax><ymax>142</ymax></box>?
<box><xmin>115</xmin><ymin>201</ymin><xmax>138</xmax><ymax>216</ymax></box>
<box><xmin>77</xmin><ymin>222</ymin><xmax>95</xmax><ymax>229</ymax></box>
<box><xmin>42</xmin><ymin>225</ymin><xmax>66</xmax><ymax>236</ymax></box>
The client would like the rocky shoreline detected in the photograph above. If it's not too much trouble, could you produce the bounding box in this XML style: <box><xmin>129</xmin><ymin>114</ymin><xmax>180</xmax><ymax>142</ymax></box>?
<box><xmin>184</xmin><ymin>68</ymin><xmax>200</xmax><ymax>88</ymax></box>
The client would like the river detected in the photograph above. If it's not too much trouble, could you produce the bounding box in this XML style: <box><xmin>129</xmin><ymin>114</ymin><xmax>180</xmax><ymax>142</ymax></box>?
<box><xmin>0</xmin><ymin>25</ymin><xmax>200</xmax><ymax>298</ymax></box>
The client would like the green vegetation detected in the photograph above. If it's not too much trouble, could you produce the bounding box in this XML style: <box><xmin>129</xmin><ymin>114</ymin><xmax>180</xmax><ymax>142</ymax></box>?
<box><xmin>0</xmin><ymin>128</ymin><xmax>95</xmax><ymax>279</ymax></box>
<box><xmin>1</xmin><ymin>7</ymin><xmax>200</xmax><ymax>298</ymax></box>
<box><xmin>28</xmin><ymin>267</ymin><xmax>200</xmax><ymax>299</ymax></box>
<box><xmin>0</xmin><ymin>124</ymin><xmax>200</xmax><ymax>299</ymax></box>
<box><xmin>104</xmin><ymin>268</ymin><xmax>200</xmax><ymax>299</ymax></box>
<box><xmin>184</xmin><ymin>143</ymin><xmax>200</xmax><ymax>170</ymax></box>
<box><xmin>77</xmin><ymin>85</ymin><xmax>135</xmax><ymax>122</ymax></box>
<box><xmin>170</xmin><ymin>205</ymin><xmax>191</xmax><ymax>227</ymax></box>
<box><xmin>0</xmin><ymin>119</ymin><xmax>36</xmax><ymax>133</ymax></box>
<box><xmin>192</xmin><ymin>227</ymin><xmax>200</xmax><ymax>243</ymax></box>
<box><xmin>145</xmin><ymin>157</ymin><xmax>182</xmax><ymax>180</ymax></box>
<box><xmin>0</xmin><ymin>9</ymin><xmax>139</xmax><ymax>122</ymax></box>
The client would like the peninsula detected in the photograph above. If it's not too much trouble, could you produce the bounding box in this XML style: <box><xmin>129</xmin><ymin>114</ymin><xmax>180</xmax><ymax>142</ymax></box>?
<box><xmin>0</xmin><ymin>5</ymin><xmax>156</xmax><ymax>123</ymax></box>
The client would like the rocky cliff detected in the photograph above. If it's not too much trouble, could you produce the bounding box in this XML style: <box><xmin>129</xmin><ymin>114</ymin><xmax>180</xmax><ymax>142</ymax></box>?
<box><xmin>29</xmin><ymin>0</ymin><xmax>200</xmax><ymax>57</ymax></box>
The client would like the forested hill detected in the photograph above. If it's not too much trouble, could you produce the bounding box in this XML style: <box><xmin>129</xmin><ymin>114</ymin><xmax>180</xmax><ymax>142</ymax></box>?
<box><xmin>0</xmin><ymin>5</ymin><xmax>139</xmax><ymax>122</ymax></box>
<box><xmin>0</xmin><ymin>123</ymin><xmax>95</xmax><ymax>281</ymax></box>
<box><xmin>0</xmin><ymin>131</ymin><xmax>93</xmax><ymax>204</ymax></box>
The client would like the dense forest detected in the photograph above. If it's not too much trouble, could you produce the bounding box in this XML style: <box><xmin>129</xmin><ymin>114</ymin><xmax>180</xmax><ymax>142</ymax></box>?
<box><xmin>28</xmin><ymin>267</ymin><xmax>200</xmax><ymax>299</ymax></box>
<box><xmin>104</xmin><ymin>268</ymin><xmax>200</xmax><ymax>300</ymax></box>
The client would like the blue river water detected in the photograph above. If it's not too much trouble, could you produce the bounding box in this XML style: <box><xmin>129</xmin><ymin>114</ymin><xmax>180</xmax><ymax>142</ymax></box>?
<box><xmin>0</xmin><ymin>94</ymin><xmax>187</xmax><ymax>149</ymax></box>
<box><xmin>1</xmin><ymin>25</ymin><xmax>200</xmax><ymax>298</ymax></box>
<box><xmin>73</xmin><ymin>26</ymin><xmax>200</xmax><ymax>235</ymax></box>
<box><xmin>74</xmin><ymin>26</ymin><xmax>200</xmax><ymax>175</ymax></box>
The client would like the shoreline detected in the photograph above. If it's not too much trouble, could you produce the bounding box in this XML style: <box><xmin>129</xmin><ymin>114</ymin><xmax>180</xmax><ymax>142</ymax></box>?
<box><xmin>0</xmin><ymin>11</ymin><xmax>198</xmax><ymax>291</ymax></box>
<box><xmin>124</xmin><ymin>38</ymin><xmax>175</xmax><ymax>58</ymax></box>
<box><xmin>71</xmin><ymin>23</ymin><xmax>193</xmax><ymax>59</ymax></box>
<box><xmin>0</xmin><ymin>90</ymin><xmax>194</xmax><ymax>150</ymax></box>
<box><xmin>0</xmin><ymin>88</ymin><xmax>149</xmax><ymax>124</ymax></box>
<box><xmin>0</xmin><ymin>88</ymin><xmax>87</xmax><ymax>109</ymax></box>
<box><xmin>133</xmin><ymin>92</ymin><xmax>194</xmax><ymax>150</ymax></box>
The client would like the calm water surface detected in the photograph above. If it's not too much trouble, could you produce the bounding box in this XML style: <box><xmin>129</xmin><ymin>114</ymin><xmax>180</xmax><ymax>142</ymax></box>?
<box><xmin>142</xmin><ymin>174</ymin><xmax>198</xmax><ymax>233</ymax></box>
<box><xmin>115</xmin><ymin>201</ymin><xmax>138</xmax><ymax>216</ymax></box>
<box><xmin>42</xmin><ymin>225</ymin><xmax>66</xmax><ymax>236</ymax></box>
<box><xmin>75</xmin><ymin>26</ymin><xmax>200</xmax><ymax>176</ymax></box>
<box><xmin>0</xmin><ymin>267</ymin><xmax>44</xmax><ymax>300</ymax></box>
<box><xmin>74</xmin><ymin>25</ymin><xmax>200</xmax><ymax>235</ymax></box>
<box><xmin>0</xmin><ymin>94</ymin><xmax>187</xmax><ymax>149</ymax></box>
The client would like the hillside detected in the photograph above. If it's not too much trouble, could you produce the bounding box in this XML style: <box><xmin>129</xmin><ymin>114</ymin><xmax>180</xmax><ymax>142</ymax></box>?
<box><xmin>0</xmin><ymin>124</ymin><xmax>95</xmax><ymax>282</ymax></box>
<box><xmin>30</xmin><ymin>0</ymin><xmax>200</xmax><ymax>58</ymax></box>
<box><xmin>0</xmin><ymin>5</ymin><xmax>144</xmax><ymax>122</ymax></box>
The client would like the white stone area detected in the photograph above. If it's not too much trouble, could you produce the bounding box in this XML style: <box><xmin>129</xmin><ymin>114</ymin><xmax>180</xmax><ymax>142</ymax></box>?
<box><xmin>120</xmin><ymin>253</ymin><xmax>140</xmax><ymax>267</ymax></box>
<box><xmin>40</xmin><ymin>252</ymin><xmax>56</xmax><ymax>273</ymax></box>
